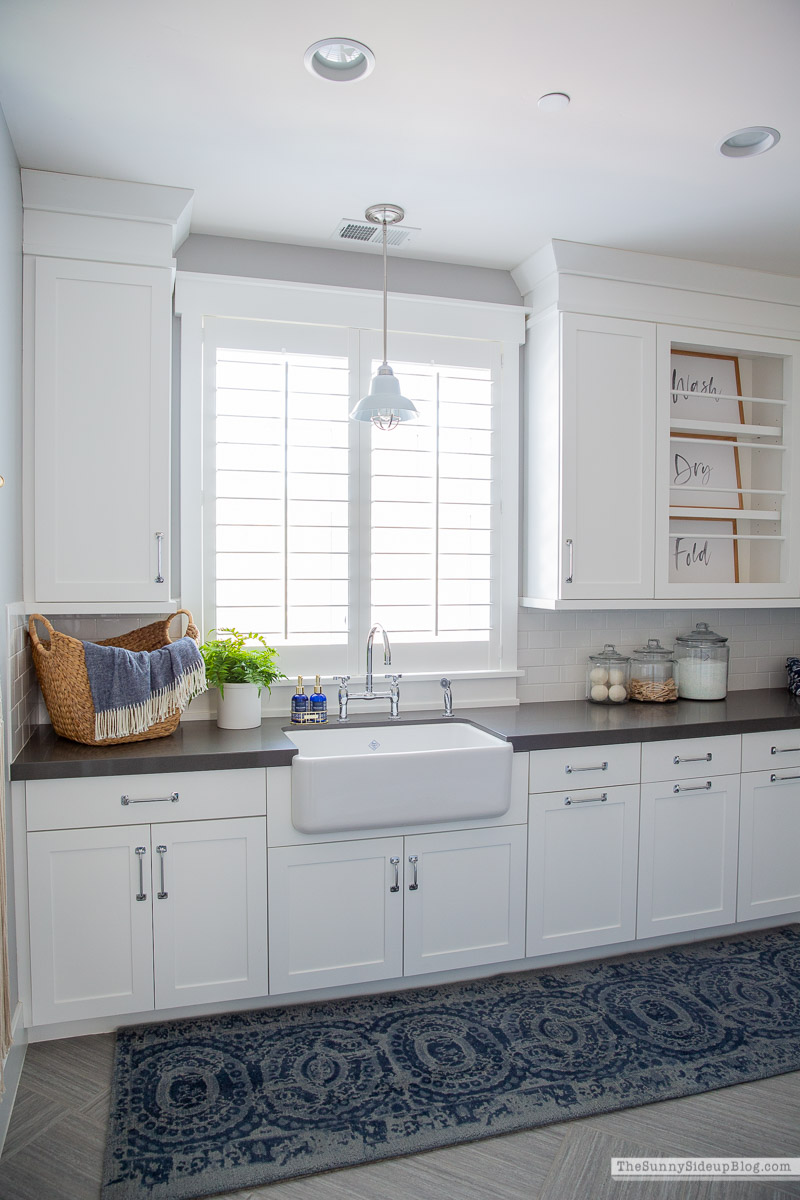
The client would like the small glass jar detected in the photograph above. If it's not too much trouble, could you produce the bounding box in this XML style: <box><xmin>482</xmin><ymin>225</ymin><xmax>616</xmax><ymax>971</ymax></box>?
<box><xmin>629</xmin><ymin>638</ymin><xmax>678</xmax><ymax>702</ymax></box>
<box><xmin>674</xmin><ymin>622</ymin><xmax>730</xmax><ymax>700</ymax></box>
<box><xmin>586</xmin><ymin>644</ymin><xmax>630</xmax><ymax>704</ymax></box>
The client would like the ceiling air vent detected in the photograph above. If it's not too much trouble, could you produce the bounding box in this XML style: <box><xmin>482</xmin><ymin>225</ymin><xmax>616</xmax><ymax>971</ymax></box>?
<box><xmin>332</xmin><ymin>218</ymin><xmax>416</xmax><ymax>247</ymax></box>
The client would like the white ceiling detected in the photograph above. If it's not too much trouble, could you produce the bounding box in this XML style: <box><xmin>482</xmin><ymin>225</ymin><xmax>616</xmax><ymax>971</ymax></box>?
<box><xmin>1</xmin><ymin>0</ymin><xmax>798</xmax><ymax>275</ymax></box>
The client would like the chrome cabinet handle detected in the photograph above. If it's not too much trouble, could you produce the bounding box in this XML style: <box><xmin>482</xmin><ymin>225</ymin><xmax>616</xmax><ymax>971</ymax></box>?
<box><xmin>771</xmin><ymin>746</ymin><xmax>800</xmax><ymax>755</ymax></box>
<box><xmin>565</xmin><ymin>538</ymin><xmax>574</xmax><ymax>584</ymax></box>
<box><xmin>673</xmin><ymin>753</ymin><xmax>712</xmax><ymax>765</ymax></box>
<box><xmin>673</xmin><ymin>781</ymin><xmax>712</xmax><ymax>793</ymax></box>
<box><xmin>389</xmin><ymin>856</ymin><xmax>400</xmax><ymax>893</ymax></box>
<box><xmin>121</xmin><ymin>791</ymin><xmax>179</xmax><ymax>806</ymax></box>
<box><xmin>770</xmin><ymin>772</ymin><xmax>800</xmax><ymax>782</ymax></box>
<box><xmin>135</xmin><ymin>846</ymin><xmax>147</xmax><ymax>901</ymax></box>
<box><xmin>564</xmin><ymin>792</ymin><xmax>607</xmax><ymax>805</ymax></box>
<box><xmin>565</xmin><ymin>761</ymin><xmax>608</xmax><ymax>775</ymax></box>
<box><xmin>408</xmin><ymin>854</ymin><xmax>419</xmax><ymax>891</ymax></box>
<box><xmin>156</xmin><ymin>845</ymin><xmax>168</xmax><ymax>899</ymax></box>
<box><xmin>155</xmin><ymin>531</ymin><xmax>164</xmax><ymax>584</ymax></box>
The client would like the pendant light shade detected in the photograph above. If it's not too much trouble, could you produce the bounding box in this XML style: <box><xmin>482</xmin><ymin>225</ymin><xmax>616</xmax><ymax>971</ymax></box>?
<box><xmin>351</xmin><ymin>203</ymin><xmax>418</xmax><ymax>431</ymax></box>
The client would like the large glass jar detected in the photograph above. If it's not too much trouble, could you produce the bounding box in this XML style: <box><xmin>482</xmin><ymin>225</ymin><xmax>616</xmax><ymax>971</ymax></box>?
<box><xmin>586</xmin><ymin>644</ymin><xmax>630</xmax><ymax>704</ymax></box>
<box><xmin>674</xmin><ymin>622</ymin><xmax>730</xmax><ymax>700</ymax></box>
<box><xmin>629</xmin><ymin>638</ymin><xmax>678</xmax><ymax>702</ymax></box>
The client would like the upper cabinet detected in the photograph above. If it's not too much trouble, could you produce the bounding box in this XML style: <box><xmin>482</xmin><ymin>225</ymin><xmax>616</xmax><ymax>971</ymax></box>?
<box><xmin>515</xmin><ymin>240</ymin><xmax>800</xmax><ymax>609</ymax></box>
<box><xmin>22</xmin><ymin>171</ymin><xmax>194</xmax><ymax>612</ymax></box>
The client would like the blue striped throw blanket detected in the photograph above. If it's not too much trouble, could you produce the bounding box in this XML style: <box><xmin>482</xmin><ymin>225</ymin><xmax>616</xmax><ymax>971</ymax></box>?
<box><xmin>82</xmin><ymin>637</ymin><xmax>207</xmax><ymax>741</ymax></box>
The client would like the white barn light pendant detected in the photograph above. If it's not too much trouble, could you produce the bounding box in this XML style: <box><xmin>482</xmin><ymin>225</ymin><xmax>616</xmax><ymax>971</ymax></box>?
<box><xmin>350</xmin><ymin>204</ymin><xmax>418</xmax><ymax>431</ymax></box>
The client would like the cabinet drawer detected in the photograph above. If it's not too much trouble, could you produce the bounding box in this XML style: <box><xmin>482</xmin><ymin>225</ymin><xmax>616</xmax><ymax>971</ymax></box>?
<box><xmin>742</xmin><ymin>730</ymin><xmax>800</xmax><ymax>774</ymax></box>
<box><xmin>26</xmin><ymin>768</ymin><xmax>267</xmax><ymax>831</ymax></box>
<box><xmin>641</xmin><ymin>735</ymin><xmax>740</xmax><ymax>783</ymax></box>
<box><xmin>529</xmin><ymin>742</ymin><xmax>640</xmax><ymax>793</ymax></box>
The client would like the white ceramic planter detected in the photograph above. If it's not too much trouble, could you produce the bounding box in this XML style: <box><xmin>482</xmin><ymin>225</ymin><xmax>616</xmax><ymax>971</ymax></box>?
<box><xmin>216</xmin><ymin>683</ymin><xmax>263</xmax><ymax>730</ymax></box>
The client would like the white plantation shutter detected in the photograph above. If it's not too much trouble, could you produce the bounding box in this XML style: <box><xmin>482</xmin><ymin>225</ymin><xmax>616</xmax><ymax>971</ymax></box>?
<box><xmin>215</xmin><ymin>348</ymin><xmax>350</xmax><ymax>646</ymax></box>
<box><xmin>370</xmin><ymin>359</ymin><xmax>494</xmax><ymax>645</ymax></box>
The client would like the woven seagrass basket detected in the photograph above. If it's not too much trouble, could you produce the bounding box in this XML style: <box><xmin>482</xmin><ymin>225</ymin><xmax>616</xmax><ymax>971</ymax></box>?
<box><xmin>28</xmin><ymin>610</ymin><xmax>200</xmax><ymax>746</ymax></box>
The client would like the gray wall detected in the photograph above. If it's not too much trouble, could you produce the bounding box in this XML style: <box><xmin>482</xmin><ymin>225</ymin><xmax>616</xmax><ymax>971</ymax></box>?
<box><xmin>0</xmin><ymin>103</ymin><xmax>22</xmax><ymax>1026</ymax></box>
<box><xmin>177</xmin><ymin>233</ymin><xmax>523</xmax><ymax>305</ymax></box>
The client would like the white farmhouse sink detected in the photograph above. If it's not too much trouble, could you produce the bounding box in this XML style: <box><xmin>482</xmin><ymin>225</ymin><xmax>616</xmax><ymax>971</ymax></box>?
<box><xmin>286</xmin><ymin>721</ymin><xmax>513</xmax><ymax>833</ymax></box>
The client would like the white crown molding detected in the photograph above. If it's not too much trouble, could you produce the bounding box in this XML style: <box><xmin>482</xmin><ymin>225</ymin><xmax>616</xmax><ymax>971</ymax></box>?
<box><xmin>21</xmin><ymin>170</ymin><xmax>194</xmax><ymax>267</ymax></box>
<box><xmin>512</xmin><ymin>238</ymin><xmax>800</xmax><ymax>308</ymax></box>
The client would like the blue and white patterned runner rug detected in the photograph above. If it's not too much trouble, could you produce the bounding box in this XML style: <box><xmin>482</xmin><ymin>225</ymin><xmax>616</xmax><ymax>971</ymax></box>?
<box><xmin>102</xmin><ymin>926</ymin><xmax>800</xmax><ymax>1199</ymax></box>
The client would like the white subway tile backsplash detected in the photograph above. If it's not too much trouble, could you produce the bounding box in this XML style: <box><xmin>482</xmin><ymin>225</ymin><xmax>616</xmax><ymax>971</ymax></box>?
<box><xmin>516</xmin><ymin>604</ymin><xmax>800</xmax><ymax>703</ymax></box>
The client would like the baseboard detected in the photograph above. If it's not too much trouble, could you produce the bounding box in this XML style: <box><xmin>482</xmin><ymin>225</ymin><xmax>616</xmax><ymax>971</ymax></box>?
<box><xmin>0</xmin><ymin>1004</ymin><xmax>28</xmax><ymax>1156</ymax></box>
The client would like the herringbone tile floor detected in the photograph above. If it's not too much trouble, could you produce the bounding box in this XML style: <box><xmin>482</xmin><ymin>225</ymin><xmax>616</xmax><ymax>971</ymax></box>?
<box><xmin>1</xmin><ymin>1034</ymin><xmax>799</xmax><ymax>1200</ymax></box>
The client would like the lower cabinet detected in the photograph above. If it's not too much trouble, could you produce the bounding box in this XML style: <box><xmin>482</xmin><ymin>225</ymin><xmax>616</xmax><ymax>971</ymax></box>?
<box><xmin>738</xmin><ymin>770</ymin><xmax>800</xmax><ymax>921</ymax></box>
<box><xmin>526</xmin><ymin>784</ymin><xmax>639</xmax><ymax>957</ymax></box>
<box><xmin>268</xmin><ymin>825</ymin><xmax>527</xmax><ymax>995</ymax></box>
<box><xmin>27</xmin><ymin>816</ymin><xmax>268</xmax><ymax>1025</ymax></box>
<box><xmin>637</xmin><ymin>774</ymin><xmax>740</xmax><ymax>939</ymax></box>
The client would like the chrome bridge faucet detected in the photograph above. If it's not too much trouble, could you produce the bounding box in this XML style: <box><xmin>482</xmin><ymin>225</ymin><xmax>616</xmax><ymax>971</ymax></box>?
<box><xmin>335</xmin><ymin>623</ymin><xmax>402</xmax><ymax>720</ymax></box>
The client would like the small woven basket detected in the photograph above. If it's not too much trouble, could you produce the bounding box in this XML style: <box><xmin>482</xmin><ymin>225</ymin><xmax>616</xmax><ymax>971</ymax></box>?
<box><xmin>28</xmin><ymin>610</ymin><xmax>200</xmax><ymax>746</ymax></box>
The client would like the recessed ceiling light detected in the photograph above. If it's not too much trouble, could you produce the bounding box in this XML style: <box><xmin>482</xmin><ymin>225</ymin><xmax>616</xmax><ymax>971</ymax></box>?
<box><xmin>538</xmin><ymin>92</ymin><xmax>570</xmax><ymax>112</ymax></box>
<box><xmin>718</xmin><ymin>126</ymin><xmax>780</xmax><ymax>157</ymax></box>
<box><xmin>304</xmin><ymin>38</ymin><xmax>375</xmax><ymax>83</ymax></box>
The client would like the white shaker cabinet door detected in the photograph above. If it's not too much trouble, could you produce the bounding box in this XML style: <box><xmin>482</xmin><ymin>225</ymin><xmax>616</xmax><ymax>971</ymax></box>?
<box><xmin>559</xmin><ymin>313</ymin><xmax>657</xmax><ymax>600</ymax></box>
<box><xmin>152</xmin><ymin>817</ymin><xmax>268</xmax><ymax>1010</ymax></box>
<box><xmin>403</xmin><ymin>825</ymin><xmax>527</xmax><ymax>977</ymax></box>
<box><xmin>27</xmin><ymin>824</ymin><xmax>155</xmax><ymax>1025</ymax></box>
<box><xmin>738</xmin><ymin>770</ymin><xmax>800</xmax><ymax>922</ymax></box>
<box><xmin>637</xmin><ymin>774</ymin><xmax>740</xmax><ymax>939</ymax></box>
<box><xmin>527</xmin><ymin>785</ymin><xmax>639</xmax><ymax>957</ymax></box>
<box><xmin>32</xmin><ymin>256</ymin><xmax>172</xmax><ymax>604</ymax></box>
<box><xmin>268</xmin><ymin>838</ymin><xmax>404</xmax><ymax>995</ymax></box>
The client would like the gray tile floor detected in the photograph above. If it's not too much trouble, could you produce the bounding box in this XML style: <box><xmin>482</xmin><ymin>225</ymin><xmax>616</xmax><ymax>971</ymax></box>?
<box><xmin>1</xmin><ymin>1034</ymin><xmax>799</xmax><ymax>1199</ymax></box>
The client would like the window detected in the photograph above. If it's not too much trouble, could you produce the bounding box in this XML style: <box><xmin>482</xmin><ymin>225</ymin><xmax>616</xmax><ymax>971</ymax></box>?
<box><xmin>177</xmin><ymin>276</ymin><xmax>523</xmax><ymax>694</ymax></box>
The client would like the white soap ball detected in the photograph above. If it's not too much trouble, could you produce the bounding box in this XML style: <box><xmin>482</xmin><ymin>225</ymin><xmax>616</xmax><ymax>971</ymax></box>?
<box><xmin>590</xmin><ymin>684</ymin><xmax>609</xmax><ymax>702</ymax></box>
<box><xmin>589</xmin><ymin>666</ymin><xmax>609</xmax><ymax>685</ymax></box>
<box><xmin>608</xmin><ymin>667</ymin><xmax>625</xmax><ymax>686</ymax></box>
<box><xmin>608</xmin><ymin>684</ymin><xmax>627</xmax><ymax>702</ymax></box>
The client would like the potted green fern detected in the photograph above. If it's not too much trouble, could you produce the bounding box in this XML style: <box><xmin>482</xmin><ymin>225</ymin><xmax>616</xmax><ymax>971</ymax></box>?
<box><xmin>199</xmin><ymin>628</ymin><xmax>285</xmax><ymax>729</ymax></box>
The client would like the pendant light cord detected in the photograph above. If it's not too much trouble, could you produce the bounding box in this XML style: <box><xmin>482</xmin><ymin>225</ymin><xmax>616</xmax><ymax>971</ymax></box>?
<box><xmin>382</xmin><ymin>217</ymin><xmax>388</xmax><ymax>366</ymax></box>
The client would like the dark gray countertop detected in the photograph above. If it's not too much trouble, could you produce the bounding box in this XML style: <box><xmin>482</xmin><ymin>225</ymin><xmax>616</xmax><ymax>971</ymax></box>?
<box><xmin>11</xmin><ymin>688</ymin><xmax>800</xmax><ymax>781</ymax></box>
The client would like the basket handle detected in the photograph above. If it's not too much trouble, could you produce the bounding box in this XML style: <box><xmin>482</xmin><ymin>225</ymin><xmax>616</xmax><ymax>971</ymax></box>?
<box><xmin>165</xmin><ymin>609</ymin><xmax>196</xmax><ymax>642</ymax></box>
<box><xmin>28</xmin><ymin>614</ymin><xmax>56</xmax><ymax>653</ymax></box>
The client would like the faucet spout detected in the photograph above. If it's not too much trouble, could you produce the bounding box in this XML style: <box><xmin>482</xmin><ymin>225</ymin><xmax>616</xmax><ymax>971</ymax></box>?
<box><xmin>366</xmin><ymin>623</ymin><xmax>391</xmax><ymax>694</ymax></box>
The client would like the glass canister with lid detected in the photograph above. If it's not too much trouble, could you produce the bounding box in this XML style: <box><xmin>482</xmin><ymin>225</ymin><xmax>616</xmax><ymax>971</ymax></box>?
<box><xmin>586</xmin><ymin>644</ymin><xmax>630</xmax><ymax>704</ymax></box>
<box><xmin>674</xmin><ymin>622</ymin><xmax>730</xmax><ymax>700</ymax></box>
<box><xmin>629</xmin><ymin>638</ymin><xmax>678</xmax><ymax>702</ymax></box>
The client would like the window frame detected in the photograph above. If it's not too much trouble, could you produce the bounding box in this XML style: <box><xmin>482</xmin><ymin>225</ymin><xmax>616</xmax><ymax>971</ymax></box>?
<box><xmin>176</xmin><ymin>272</ymin><xmax>525</xmax><ymax>698</ymax></box>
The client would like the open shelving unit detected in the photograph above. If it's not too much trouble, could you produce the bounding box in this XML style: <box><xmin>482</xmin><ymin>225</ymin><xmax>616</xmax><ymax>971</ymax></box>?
<box><xmin>657</xmin><ymin>325</ymin><xmax>798</xmax><ymax>600</ymax></box>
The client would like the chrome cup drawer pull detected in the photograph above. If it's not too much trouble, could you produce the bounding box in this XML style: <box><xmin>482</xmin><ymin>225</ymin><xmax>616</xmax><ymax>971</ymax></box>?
<box><xmin>565</xmin><ymin>761</ymin><xmax>608</xmax><ymax>775</ymax></box>
<box><xmin>121</xmin><ymin>791</ymin><xmax>179</xmax><ymax>806</ymax></box>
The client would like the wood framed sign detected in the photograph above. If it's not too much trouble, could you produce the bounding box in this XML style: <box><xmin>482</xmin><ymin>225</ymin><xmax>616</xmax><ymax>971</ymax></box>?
<box><xmin>669</xmin><ymin>434</ymin><xmax>743</xmax><ymax>508</ymax></box>
<box><xmin>670</xmin><ymin>350</ymin><xmax>744</xmax><ymax>426</ymax></box>
<box><xmin>669</xmin><ymin>518</ymin><xmax>739</xmax><ymax>584</ymax></box>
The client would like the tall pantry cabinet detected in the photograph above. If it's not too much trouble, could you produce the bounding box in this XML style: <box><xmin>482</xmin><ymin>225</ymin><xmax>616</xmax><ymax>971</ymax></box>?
<box><xmin>21</xmin><ymin>171</ymin><xmax>194</xmax><ymax>612</ymax></box>
<box><xmin>514</xmin><ymin>240</ymin><xmax>800</xmax><ymax>609</ymax></box>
